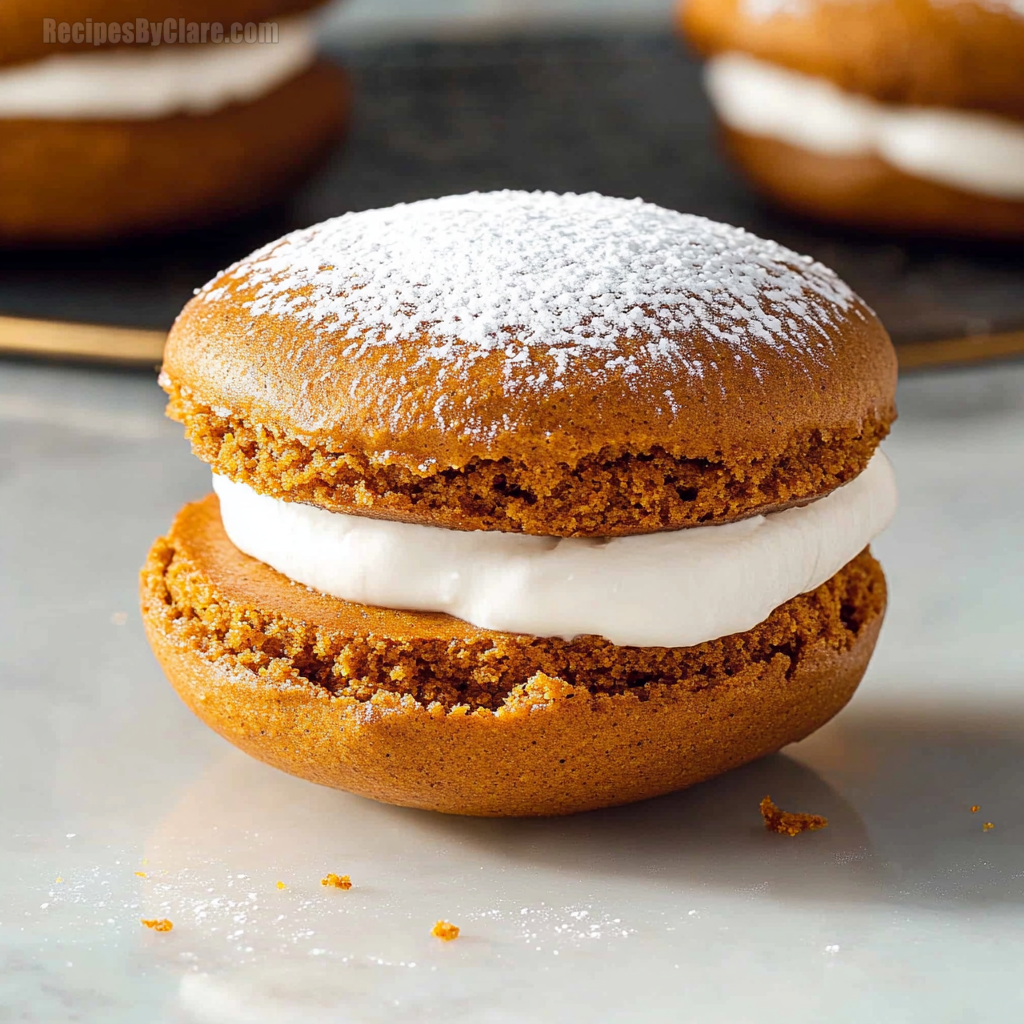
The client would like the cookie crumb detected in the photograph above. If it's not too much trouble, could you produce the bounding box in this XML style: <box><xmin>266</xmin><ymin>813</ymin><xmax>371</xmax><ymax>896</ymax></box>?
<box><xmin>431</xmin><ymin>920</ymin><xmax>460</xmax><ymax>941</ymax></box>
<box><xmin>141</xmin><ymin>918</ymin><xmax>173</xmax><ymax>932</ymax></box>
<box><xmin>135</xmin><ymin>871</ymin><xmax>147</xmax><ymax>878</ymax></box>
<box><xmin>983</xmin><ymin>822</ymin><xmax>995</xmax><ymax>832</ymax></box>
<box><xmin>321</xmin><ymin>873</ymin><xmax>352</xmax><ymax>890</ymax></box>
<box><xmin>276</xmin><ymin>881</ymin><xmax>287</xmax><ymax>890</ymax></box>
<box><xmin>760</xmin><ymin>795</ymin><xmax>828</xmax><ymax>836</ymax></box>
<box><xmin>970</xmin><ymin>805</ymin><xmax>980</xmax><ymax>813</ymax></box>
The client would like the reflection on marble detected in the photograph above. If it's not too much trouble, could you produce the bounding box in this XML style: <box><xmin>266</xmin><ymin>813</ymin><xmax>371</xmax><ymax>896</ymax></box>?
<box><xmin>2</xmin><ymin>359</ymin><xmax>1024</xmax><ymax>1022</ymax></box>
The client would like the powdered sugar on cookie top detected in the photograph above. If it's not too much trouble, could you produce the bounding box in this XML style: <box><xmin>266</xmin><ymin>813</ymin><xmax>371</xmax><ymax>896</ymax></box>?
<box><xmin>204</xmin><ymin>191</ymin><xmax>858</xmax><ymax>390</ymax></box>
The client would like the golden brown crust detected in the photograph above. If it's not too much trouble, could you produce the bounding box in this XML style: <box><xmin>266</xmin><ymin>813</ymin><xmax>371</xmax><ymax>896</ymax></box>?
<box><xmin>139</xmin><ymin>494</ymin><xmax>886</xmax><ymax>816</ymax></box>
<box><xmin>0</xmin><ymin>0</ymin><xmax>323</xmax><ymax>67</ymax></box>
<box><xmin>680</xmin><ymin>0</ymin><xmax>1024</xmax><ymax>121</ymax></box>
<box><xmin>0</xmin><ymin>61</ymin><xmax>347</xmax><ymax>244</ymax></box>
<box><xmin>722</xmin><ymin>126</ymin><xmax>1024</xmax><ymax>240</ymax></box>
<box><xmin>169</xmin><ymin>385</ymin><xmax>892</xmax><ymax>535</ymax></box>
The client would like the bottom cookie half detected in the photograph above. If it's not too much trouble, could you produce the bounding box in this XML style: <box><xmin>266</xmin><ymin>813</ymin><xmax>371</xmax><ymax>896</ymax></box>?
<box><xmin>141</xmin><ymin>495</ymin><xmax>886</xmax><ymax>816</ymax></box>
<box><xmin>0</xmin><ymin>60</ymin><xmax>347</xmax><ymax>244</ymax></box>
<box><xmin>723</xmin><ymin>126</ymin><xmax>1024</xmax><ymax>241</ymax></box>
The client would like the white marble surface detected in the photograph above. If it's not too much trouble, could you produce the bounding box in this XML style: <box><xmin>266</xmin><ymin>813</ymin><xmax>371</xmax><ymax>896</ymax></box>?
<box><xmin>2</xmin><ymin>357</ymin><xmax>1024</xmax><ymax>1022</ymax></box>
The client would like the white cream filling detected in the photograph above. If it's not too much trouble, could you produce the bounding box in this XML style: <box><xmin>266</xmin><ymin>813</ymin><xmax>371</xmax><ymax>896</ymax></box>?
<box><xmin>0</xmin><ymin>18</ymin><xmax>315</xmax><ymax>120</ymax></box>
<box><xmin>213</xmin><ymin>450</ymin><xmax>896</xmax><ymax>648</ymax></box>
<box><xmin>705</xmin><ymin>52</ymin><xmax>1024</xmax><ymax>201</ymax></box>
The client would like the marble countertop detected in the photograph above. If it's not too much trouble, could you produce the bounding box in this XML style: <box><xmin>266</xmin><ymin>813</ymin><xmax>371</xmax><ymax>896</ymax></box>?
<box><xmin>2</xmin><ymin>357</ymin><xmax>1023</xmax><ymax>1022</ymax></box>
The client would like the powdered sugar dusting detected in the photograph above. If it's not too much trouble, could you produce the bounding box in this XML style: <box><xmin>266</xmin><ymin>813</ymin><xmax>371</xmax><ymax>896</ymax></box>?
<box><xmin>200</xmin><ymin>191</ymin><xmax>859</xmax><ymax>394</ymax></box>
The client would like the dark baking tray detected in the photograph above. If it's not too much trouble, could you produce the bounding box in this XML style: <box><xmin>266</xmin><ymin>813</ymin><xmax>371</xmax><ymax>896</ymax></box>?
<box><xmin>2</xmin><ymin>33</ymin><xmax>1022</xmax><ymax>347</ymax></box>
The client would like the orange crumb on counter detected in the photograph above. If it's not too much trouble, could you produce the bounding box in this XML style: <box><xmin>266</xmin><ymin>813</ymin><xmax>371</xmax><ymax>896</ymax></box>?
<box><xmin>760</xmin><ymin>795</ymin><xmax>828</xmax><ymax>836</ymax></box>
<box><xmin>321</xmin><ymin>873</ymin><xmax>352</xmax><ymax>890</ymax></box>
<box><xmin>54</xmin><ymin>877</ymin><xmax>63</xmax><ymax>884</ymax></box>
<box><xmin>431</xmin><ymin>920</ymin><xmax>460</xmax><ymax>941</ymax></box>
<box><xmin>141</xmin><ymin>918</ymin><xmax>173</xmax><ymax>932</ymax></box>
<box><xmin>983</xmin><ymin>822</ymin><xmax>995</xmax><ymax>832</ymax></box>
<box><xmin>135</xmin><ymin>871</ymin><xmax>147</xmax><ymax>878</ymax></box>
<box><xmin>970</xmin><ymin>805</ymin><xmax>980</xmax><ymax>813</ymax></box>
<box><xmin>276</xmin><ymin>881</ymin><xmax>287</xmax><ymax>890</ymax></box>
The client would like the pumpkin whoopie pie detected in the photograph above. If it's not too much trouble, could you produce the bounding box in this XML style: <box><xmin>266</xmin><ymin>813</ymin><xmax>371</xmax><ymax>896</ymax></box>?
<box><xmin>681</xmin><ymin>0</ymin><xmax>1024</xmax><ymax>239</ymax></box>
<box><xmin>0</xmin><ymin>1</ymin><xmax>346</xmax><ymax>243</ymax></box>
<box><xmin>141</xmin><ymin>190</ymin><xmax>898</xmax><ymax>817</ymax></box>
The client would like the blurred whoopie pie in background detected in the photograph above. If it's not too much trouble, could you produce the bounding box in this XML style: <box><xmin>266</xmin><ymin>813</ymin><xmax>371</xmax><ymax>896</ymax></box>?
<box><xmin>0</xmin><ymin>1</ymin><xmax>347</xmax><ymax>243</ymax></box>
<box><xmin>681</xmin><ymin>0</ymin><xmax>1024</xmax><ymax>239</ymax></box>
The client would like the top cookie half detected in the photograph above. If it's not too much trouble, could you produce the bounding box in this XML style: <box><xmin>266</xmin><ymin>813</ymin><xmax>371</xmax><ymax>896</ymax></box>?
<box><xmin>682</xmin><ymin>0</ymin><xmax>1024</xmax><ymax>122</ymax></box>
<box><xmin>161</xmin><ymin>191</ymin><xmax>896</xmax><ymax>538</ymax></box>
